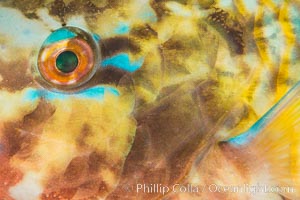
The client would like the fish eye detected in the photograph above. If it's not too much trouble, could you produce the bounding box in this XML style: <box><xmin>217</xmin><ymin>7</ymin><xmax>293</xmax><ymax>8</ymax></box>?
<box><xmin>37</xmin><ymin>26</ymin><xmax>100</xmax><ymax>91</ymax></box>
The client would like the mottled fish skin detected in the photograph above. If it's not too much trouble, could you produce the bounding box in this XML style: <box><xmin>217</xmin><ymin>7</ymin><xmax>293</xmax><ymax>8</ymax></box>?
<box><xmin>166</xmin><ymin>81</ymin><xmax>300</xmax><ymax>200</ymax></box>
<box><xmin>0</xmin><ymin>0</ymin><xmax>300</xmax><ymax>200</ymax></box>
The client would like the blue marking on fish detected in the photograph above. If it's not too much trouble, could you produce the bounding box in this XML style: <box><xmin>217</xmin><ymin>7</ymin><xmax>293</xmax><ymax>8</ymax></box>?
<box><xmin>228</xmin><ymin>81</ymin><xmax>300</xmax><ymax>146</ymax></box>
<box><xmin>43</xmin><ymin>28</ymin><xmax>77</xmax><ymax>46</ymax></box>
<box><xmin>114</xmin><ymin>22</ymin><xmax>130</xmax><ymax>35</ymax></box>
<box><xmin>24</xmin><ymin>86</ymin><xmax>120</xmax><ymax>102</ymax></box>
<box><xmin>101</xmin><ymin>53</ymin><xmax>144</xmax><ymax>72</ymax></box>
<box><xmin>92</xmin><ymin>33</ymin><xmax>101</xmax><ymax>42</ymax></box>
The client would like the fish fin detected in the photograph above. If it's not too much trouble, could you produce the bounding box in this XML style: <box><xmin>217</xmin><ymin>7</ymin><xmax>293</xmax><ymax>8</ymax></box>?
<box><xmin>228</xmin><ymin>82</ymin><xmax>300</xmax><ymax>199</ymax></box>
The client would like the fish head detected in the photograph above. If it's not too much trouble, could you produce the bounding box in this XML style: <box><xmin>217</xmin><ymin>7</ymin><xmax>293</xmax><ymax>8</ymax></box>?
<box><xmin>0</xmin><ymin>1</ymin><xmax>143</xmax><ymax>199</ymax></box>
<box><xmin>2</xmin><ymin>0</ymin><xmax>296</xmax><ymax>199</ymax></box>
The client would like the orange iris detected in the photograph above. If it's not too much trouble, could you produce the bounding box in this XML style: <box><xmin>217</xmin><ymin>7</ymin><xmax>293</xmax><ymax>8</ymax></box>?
<box><xmin>37</xmin><ymin>27</ymin><xmax>100</xmax><ymax>91</ymax></box>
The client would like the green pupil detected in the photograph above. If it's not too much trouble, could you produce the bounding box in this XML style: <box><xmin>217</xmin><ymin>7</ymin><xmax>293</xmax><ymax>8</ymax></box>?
<box><xmin>56</xmin><ymin>51</ymin><xmax>78</xmax><ymax>73</ymax></box>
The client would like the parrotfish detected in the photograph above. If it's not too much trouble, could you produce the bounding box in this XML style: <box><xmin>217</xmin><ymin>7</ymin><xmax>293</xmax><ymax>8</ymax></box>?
<box><xmin>0</xmin><ymin>0</ymin><xmax>299</xmax><ymax>200</ymax></box>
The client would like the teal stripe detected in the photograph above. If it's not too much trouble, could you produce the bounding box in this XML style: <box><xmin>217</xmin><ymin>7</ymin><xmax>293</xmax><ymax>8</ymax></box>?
<box><xmin>24</xmin><ymin>86</ymin><xmax>120</xmax><ymax>102</ymax></box>
<box><xmin>43</xmin><ymin>28</ymin><xmax>77</xmax><ymax>46</ymax></box>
